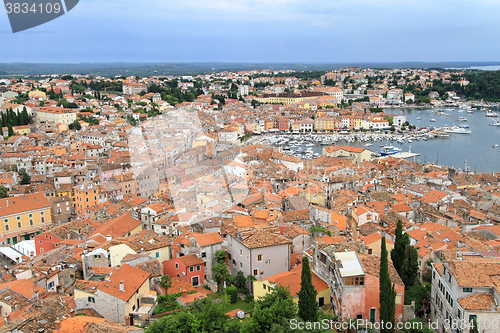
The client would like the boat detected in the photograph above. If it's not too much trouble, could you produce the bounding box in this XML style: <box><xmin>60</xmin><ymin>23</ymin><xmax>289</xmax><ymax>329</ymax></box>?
<box><xmin>493</xmin><ymin>144</ymin><xmax>499</xmax><ymax>148</ymax></box>
<box><xmin>380</xmin><ymin>145</ymin><xmax>402</xmax><ymax>156</ymax></box>
<box><xmin>459</xmin><ymin>124</ymin><xmax>469</xmax><ymax>129</ymax></box>
<box><xmin>467</xmin><ymin>110</ymin><xmax>474</xmax><ymax>114</ymax></box>
<box><xmin>489</xmin><ymin>120</ymin><xmax>500</xmax><ymax>126</ymax></box>
<box><xmin>435</xmin><ymin>131</ymin><xmax>450</xmax><ymax>137</ymax></box>
<box><xmin>416</xmin><ymin>117</ymin><xmax>421</xmax><ymax>120</ymax></box>
<box><xmin>443</xmin><ymin>126</ymin><xmax>471</xmax><ymax>134</ymax></box>
<box><xmin>457</xmin><ymin>117</ymin><xmax>467</xmax><ymax>122</ymax></box>
<box><xmin>364</xmin><ymin>143</ymin><xmax>373</xmax><ymax>147</ymax></box>
<box><xmin>430</xmin><ymin>118</ymin><xmax>436</xmax><ymax>122</ymax></box>
<box><xmin>485</xmin><ymin>111</ymin><xmax>499</xmax><ymax>117</ymax></box>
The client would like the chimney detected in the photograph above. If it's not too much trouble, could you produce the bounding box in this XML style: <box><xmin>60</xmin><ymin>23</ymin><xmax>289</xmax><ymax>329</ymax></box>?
<box><xmin>119</xmin><ymin>281</ymin><xmax>125</xmax><ymax>292</ymax></box>
<box><xmin>182</xmin><ymin>290</ymin><xmax>187</xmax><ymax>297</ymax></box>
<box><xmin>259</xmin><ymin>270</ymin><xmax>264</xmax><ymax>281</ymax></box>
<box><xmin>6</xmin><ymin>199</ymin><xmax>8</xmax><ymax>208</ymax></box>
<box><xmin>106</xmin><ymin>235</ymin><xmax>112</xmax><ymax>242</ymax></box>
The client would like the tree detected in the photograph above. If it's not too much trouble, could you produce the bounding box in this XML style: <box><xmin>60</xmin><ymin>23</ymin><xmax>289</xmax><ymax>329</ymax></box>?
<box><xmin>391</xmin><ymin>219</ymin><xmax>405</xmax><ymax>274</ymax></box>
<box><xmin>470</xmin><ymin>316</ymin><xmax>479</xmax><ymax>333</ymax></box>
<box><xmin>190</xmin><ymin>298</ymin><xmax>229</xmax><ymax>333</ymax></box>
<box><xmin>226</xmin><ymin>286</ymin><xmax>238</xmax><ymax>303</ymax></box>
<box><xmin>297</xmin><ymin>256</ymin><xmax>318</xmax><ymax>322</ymax></box>
<box><xmin>7</xmin><ymin>124</ymin><xmax>14</xmax><ymax>137</ymax></box>
<box><xmin>213</xmin><ymin>250</ymin><xmax>229</xmax><ymax>292</ymax></box>
<box><xmin>401</xmin><ymin>245</ymin><xmax>419</xmax><ymax>287</ymax></box>
<box><xmin>235</xmin><ymin>271</ymin><xmax>249</xmax><ymax>295</ymax></box>
<box><xmin>380</xmin><ymin>237</ymin><xmax>396</xmax><ymax>333</ymax></box>
<box><xmin>146</xmin><ymin>310</ymin><xmax>201</xmax><ymax>333</ymax></box>
<box><xmin>159</xmin><ymin>274</ymin><xmax>172</xmax><ymax>295</ymax></box>
<box><xmin>19</xmin><ymin>169</ymin><xmax>31</xmax><ymax>185</ymax></box>
<box><xmin>0</xmin><ymin>185</ymin><xmax>8</xmax><ymax>199</ymax></box>
<box><xmin>242</xmin><ymin>285</ymin><xmax>297</xmax><ymax>333</ymax></box>
<box><xmin>68</xmin><ymin>120</ymin><xmax>81</xmax><ymax>131</ymax></box>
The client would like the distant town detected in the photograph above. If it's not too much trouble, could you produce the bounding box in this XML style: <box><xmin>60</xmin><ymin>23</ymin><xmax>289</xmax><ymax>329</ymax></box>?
<box><xmin>0</xmin><ymin>67</ymin><xmax>498</xmax><ymax>332</ymax></box>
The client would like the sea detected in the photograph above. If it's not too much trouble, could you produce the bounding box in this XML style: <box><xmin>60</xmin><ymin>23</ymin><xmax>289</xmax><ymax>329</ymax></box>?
<box><xmin>356</xmin><ymin>106</ymin><xmax>500</xmax><ymax>174</ymax></box>
<box><xmin>270</xmin><ymin>106</ymin><xmax>500</xmax><ymax>174</ymax></box>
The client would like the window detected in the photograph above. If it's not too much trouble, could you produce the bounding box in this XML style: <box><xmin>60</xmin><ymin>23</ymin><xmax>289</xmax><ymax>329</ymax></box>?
<box><xmin>175</xmin><ymin>263</ymin><xmax>179</xmax><ymax>269</ymax></box>
<box><xmin>48</xmin><ymin>281</ymin><xmax>54</xmax><ymax>289</ymax></box>
<box><xmin>232</xmin><ymin>259</ymin><xmax>236</xmax><ymax>265</ymax></box>
<box><xmin>253</xmin><ymin>269</ymin><xmax>258</xmax><ymax>276</ymax></box>
<box><xmin>240</xmin><ymin>249</ymin><xmax>242</xmax><ymax>256</ymax></box>
<box><xmin>258</xmin><ymin>254</ymin><xmax>262</xmax><ymax>262</ymax></box>
<box><xmin>5</xmin><ymin>225</ymin><xmax>9</xmax><ymax>231</ymax></box>
<box><xmin>196</xmin><ymin>265</ymin><xmax>201</xmax><ymax>271</ymax></box>
<box><xmin>240</xmin><ymin>262</ymin><xmax>242</xmax><ymax>268</ymax></box>
<box><xmin>30</xmin><ymin>219</ymin><xmax>33</xmax><ymax>226</ymax></box>
<box><xmin>17</xmin><ymin>222</ymin><xmax>21</xmax><ymax>228</ymax></box>
<box><xmin>189</xmin><ymin>266</ymin><xmax>194</xmax><ymax>272</ymax></box>
<box><xmin>41</xmin><ymin>217</ymin><xmax>45</xmax><ymax>223</ymax></box>
<box><xmin>88</xmin><ymin>296</ymin><xmax>95</xmax><ymax>303</ymax></box>
<box><xmin>344</xmin><ymin>276</ymin><xmax>364</xmax><ymax>286</ymax></box>
<box><xmin>17</xmin><ymin>216</ymin><xmax>20</xmax><ymax>220</ymax></box>
<box><xmin>370</xmin><ymin>309</ymin><xmax>376</xmax><ymax>323</ymax></box>
<box><xmin>201</xmin><ymin>252</ymin><xmax>206</xmax><ymax>258</ymax></box>
<box><xmin>458</xmin><ymin>309</ymin><xmax>461</xmax><ymax>319</ymax></box>
<box><xmin>3</xmin><ymin>219</ymin><xmax>7</xmax><ymax>223</ymax></box>
<box><xmin>469</xmin><ymin>315</ymin><xmax>477</xmax><ymax>323</ymax></box>
<box><xmin>29</xmin><ymin>214</ymin><xmax>32</xmax><ymax>218</ymax></box>
<box><xmin>463</xmin><ymin>287</ymin><xmax>473</xmax><ymax>292</ymax></box>
<box><xmin>155</xmin><ymin>252</ymin><xmax>159</xmax><ymax>258</ymax></box>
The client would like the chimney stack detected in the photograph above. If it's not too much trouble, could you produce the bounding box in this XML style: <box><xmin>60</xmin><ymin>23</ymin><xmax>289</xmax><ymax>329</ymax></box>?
<box><xmin>259</xmin><ymin>270</ymin><xmax>264</xmax><ymax>281</ymax></box>
<box><xmin>119</xmin><ymin>281</ymin><xmax>125</xmax><ymax>292</ymax></box>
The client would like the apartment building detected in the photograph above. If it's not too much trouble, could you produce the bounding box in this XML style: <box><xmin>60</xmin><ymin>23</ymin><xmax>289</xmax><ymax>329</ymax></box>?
<box><xmin>0</xmin><ymin>193</ymin><xmax>52</xmax><ymax>246</ymax></box>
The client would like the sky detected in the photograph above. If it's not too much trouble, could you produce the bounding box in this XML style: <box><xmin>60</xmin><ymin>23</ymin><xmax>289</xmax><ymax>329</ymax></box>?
<box><xmin>0</xmin><ymin>0</ymin><xmax>499</xmax><ymax>63</ymax></box>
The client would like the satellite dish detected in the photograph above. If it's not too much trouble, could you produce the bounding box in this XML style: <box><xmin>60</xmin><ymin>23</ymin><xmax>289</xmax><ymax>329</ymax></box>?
<box><xmin>236</xmin><ymin>311</ymin><xmax>245</xmax><ymax>319</ymax></box>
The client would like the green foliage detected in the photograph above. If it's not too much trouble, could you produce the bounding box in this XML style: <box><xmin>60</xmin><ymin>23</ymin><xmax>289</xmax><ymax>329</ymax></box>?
<box><xmin>401</xmin><ymin>244</ymin><xmax>419</xmax><ymax>288</ymax></box>
<box><xmin>226</xmin><ymin>286</ymin><xmax>238</xmax><ymax>304</ymax></box>
<box><xmin>242</xmin><ymin>285</ymin><xmax>297</xmax><ymax>333</ymax></box>
<box><xmin>68</xmin><ymin>120</ymin><xmax>81</xmax><ymax>131</ymax></box>
<box><xmin>213</xmin><ymin>260</ymin><xmax>230</xmax><ymax>292</ymax></box>
<box><xmin>392</xmin><ymin>220</ymin><xmax>405</xmax><ymax>274</ymax></box>
<box><xmin>0</xmin><ymin>185</ymin><xmax>8</xmax><ymax>199</ymax></box>
<box><xmin>404</xmin><ymin>282</ymin><xmax>428</xmax><ymax>311</ymax></box>
<box><xmin>380</xmin><ymin>237</ymin><xmax>396</xmax><ymax>333</ymax></box>
<box><xmin>19</xmin><ymin>168</ymin><xmax>31</xmax><ymax>185</ymax></box>
<box><xmin>470</xmin><ymin>317</ymin><xmax>479</xmax><ymax>333</ymax></box>
<box><xmin>146</xmin><ymin>311</ymin><xmax>201</xmax><ymax>333</ymax></box>
<box><xmin>189</xmin><ymin>297</ymin><xmax>229</xmax><ymax>333</ymax></box>
<box><xmin>297</xmin><ymin>256</ymin><xmax>318</xmax><ymax>322</ymax></box>
<box><xmin>235</xmin><ymin>271</ymin><xmax>249</xmax><ymax>295</ymax></box>
<box><xmin>61</xmin><ymin>75</ymin><xmax>73</xmax><ymax>80</ymax></box>
<box><xmin>370</xmin><ymin>107</ymin><xmax>384</xmax><ymax>113</ymax></box>
<box><xmin>159</xmin><ymin>275</ymin><xmax>172</xmax><ymax>295</ymax></box>
<box><xmin>310</xmin><ymin>225</ymin><xmax>331</xmax><ymax>237</ymax></box>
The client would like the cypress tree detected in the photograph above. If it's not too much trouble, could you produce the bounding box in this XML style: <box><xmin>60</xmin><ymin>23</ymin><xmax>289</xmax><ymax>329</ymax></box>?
<box><xmin>298</xmin><ymin>256</ymin><xmax>318</xmax><ymax>322</ymax></box>
<box><xmin>380</xmin><ymin>237</ymin><xmax>396</xmax><ymax>333</ymax></box>
<box><xmin>401</xmin><ymin>245</ymin><xmax>419</xmax><ymax>287</ymax></box>
<box><xmin>7</xmin><ymin>124</ymin><xmax>14</xmax><ymax>137</ymax></box>
<box><xmin>391</xmin><ymin>219</ymin><xmax>405</xmax><ymax>275</ymax></box>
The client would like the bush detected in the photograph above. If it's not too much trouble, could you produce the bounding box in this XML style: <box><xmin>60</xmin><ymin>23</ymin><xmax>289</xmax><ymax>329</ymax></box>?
<box><xmin>226</xmin><ymin>286</ymin><xmax>238</xmax><ymax>304</ymax></box>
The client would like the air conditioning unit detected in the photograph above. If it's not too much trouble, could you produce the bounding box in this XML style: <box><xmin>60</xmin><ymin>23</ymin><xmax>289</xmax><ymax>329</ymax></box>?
<box><xmin>265</xmin><ymin>259</ymin><xmax>271</xmax><ymax>264</ymax></box>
